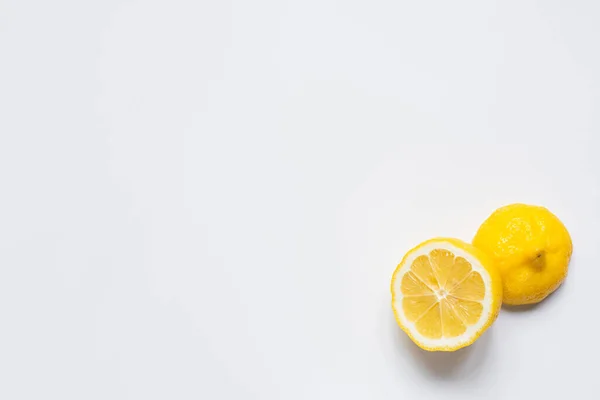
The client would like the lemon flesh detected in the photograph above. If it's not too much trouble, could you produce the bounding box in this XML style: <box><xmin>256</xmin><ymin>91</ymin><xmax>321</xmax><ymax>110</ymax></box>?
<box><xmin>473</xmin><ymin>203</ymin><xmax>572</xmax><ymax>305</ymax></box>
<box><xmin>391</xmin><ymin>238</ymin><xmax>502</xmax><ymax>351</ymax></box>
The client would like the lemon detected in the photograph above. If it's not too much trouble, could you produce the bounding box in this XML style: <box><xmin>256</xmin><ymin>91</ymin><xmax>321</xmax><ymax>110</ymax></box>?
<box><xmin>391</xmin><ymin>238</ymin><xmax>502</xmax><ymax>351</ymax></box>
<box><xmin>473</xmin><ymin>204</ymin><xmax>572</xmax><ymax>306</ymax></box>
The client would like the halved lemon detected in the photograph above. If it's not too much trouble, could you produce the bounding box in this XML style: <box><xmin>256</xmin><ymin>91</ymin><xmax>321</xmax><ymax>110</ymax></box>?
<box><xmin>391</xmin><ymin>238</ymin><xmax>502</xmax><ymax>351</ymax></box>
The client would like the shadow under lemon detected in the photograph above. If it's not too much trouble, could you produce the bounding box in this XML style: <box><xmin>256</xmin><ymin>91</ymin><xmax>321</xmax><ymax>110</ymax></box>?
<box><xmin>391</xmin><ymin>316</ymin><xmax>494</xmax><ymax>379</ymax></box>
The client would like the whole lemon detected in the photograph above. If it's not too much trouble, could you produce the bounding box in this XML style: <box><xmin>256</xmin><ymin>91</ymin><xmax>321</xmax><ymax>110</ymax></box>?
<box><xmin>472</xmin><ymin>204</ymin><xmax>572</xmax><ymax>305</ymax></box>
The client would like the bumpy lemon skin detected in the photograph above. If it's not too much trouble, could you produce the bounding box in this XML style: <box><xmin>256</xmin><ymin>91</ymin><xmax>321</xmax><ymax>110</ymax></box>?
<box><xmin>473</xmin><ymin>204</ymin><xmax>573</xmax><ymax>306</ymax></box>
<box><xmin>391</xmin><ymin>238</ymin><xmax>503</xmax><ymax>352</ymax></box>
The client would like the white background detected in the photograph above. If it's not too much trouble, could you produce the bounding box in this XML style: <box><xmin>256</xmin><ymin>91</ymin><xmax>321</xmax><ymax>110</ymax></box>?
<box><xmin>1</xmin><ymin>0</ymin><xmax>599</xmax><ymax>399</ymax></box>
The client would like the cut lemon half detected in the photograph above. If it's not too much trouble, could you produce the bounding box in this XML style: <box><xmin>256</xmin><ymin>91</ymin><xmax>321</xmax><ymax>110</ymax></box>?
<box><xmin>391</xmin><ymin>238</ymin><xmax>502</xmax><ymax>351</ymax></box>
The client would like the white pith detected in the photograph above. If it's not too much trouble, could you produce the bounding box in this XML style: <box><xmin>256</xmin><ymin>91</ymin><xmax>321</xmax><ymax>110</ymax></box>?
<box><xmin>391</xmin><ymin>241</ymin><xmax>493</xmax><ymax>349</ymax></box>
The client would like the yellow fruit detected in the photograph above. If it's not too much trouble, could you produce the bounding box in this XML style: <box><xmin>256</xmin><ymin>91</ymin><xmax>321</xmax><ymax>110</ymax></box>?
<box><xmin>473</xmin><ymin>204</ymin><xmax>572</xmax><ymax>306</ymax></box>
<box><xmin>391</xmin><ymin>238</ymin><xmax>502</xmax><ymax>352</ymax></box>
